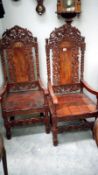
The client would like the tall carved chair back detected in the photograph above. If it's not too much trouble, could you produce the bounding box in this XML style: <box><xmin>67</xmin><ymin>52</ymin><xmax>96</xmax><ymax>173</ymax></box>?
<box><xmin>0</xmin><ymin>26</ymin><xmax>50</xmax><ymax>139</ymax></box>
<box><xmin>46</xmin><ymin>23</ymin><xmax>98</xmax><ymax>146</ymax></box>
<box><xmin>1</xmin><ymin>26</ymin><xmax>39</xmax><ymax>90</ymax></box>
<box><xmin>46</xmin><ymin>23</ymin><xmax>85</xmax><ymax>92</ymax></box>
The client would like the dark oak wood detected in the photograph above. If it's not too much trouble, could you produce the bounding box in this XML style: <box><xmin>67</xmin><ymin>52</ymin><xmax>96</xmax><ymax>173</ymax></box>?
<box><xmin>46</xmin><ymin>23</ymin><xmax>98</xmax><ymax>146</ymax></box>
<box><xmin>0</xmin><ymin>26</ymin><xmax>50</xmax><ymax>139</ymax></box>
<box><xmin>0</xmin><ymin>134</ymin><xmax>8</xmax><ymax>175</ymax></box>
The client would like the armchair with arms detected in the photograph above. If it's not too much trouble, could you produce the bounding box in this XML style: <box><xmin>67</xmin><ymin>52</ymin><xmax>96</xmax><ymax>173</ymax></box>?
<box><xmin>0</xmin><ymin>26</ymin><xmax>50</xmax><ymax>139</ymax></box>
<box><xmin>46</xmin><ymin>23</ymin><xmax>98</xmax><ymax>146</ymax></box>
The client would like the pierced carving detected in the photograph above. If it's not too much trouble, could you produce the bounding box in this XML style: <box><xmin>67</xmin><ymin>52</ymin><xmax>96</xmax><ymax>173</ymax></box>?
<box><xmin>46</xmin><ymin>23</ymin><xmax>85</xmax><ymax>89</ymax></box>
<box><xmin>8</xmin><ymin>82</ymin><xmax>39</xmax><ymax>92</ymax></box>
<box><xmin>53</xmin><ymin>83</ymin><xmax>81</xmax><ymax>94</ymax></box>
<box><xmin>49</xmin><ymin>23</ymin><xmax>85</xmax><ymax>47</ymax></box>
<box><xmin>1</xmin><ymin>25</ymin><xmax>36</xmax><ymax>48</ymax></box>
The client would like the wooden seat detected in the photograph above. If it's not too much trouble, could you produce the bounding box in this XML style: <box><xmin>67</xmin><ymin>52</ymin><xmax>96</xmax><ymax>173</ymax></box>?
<box><xmin>0</xmin><ymin>26</ymin><xmax>50</xmax><ymax>139</ymax></box>
<box><xmin>2</xmin><ymin>91</ymin><xmax>45</xmax><ymax>112</ymax></box>
<box><xmin>53</xmin><ymin>93</ymin><xmax>97</xmax><ymax>117</ymax></box>
<box><xmin>46</xmin><ymin>23</ymin><xmax>98</xmax><ymax>146</ymax></box>
<box><xmin>0</xmin><ymin>134</ymin><xmax>8</xmax><ymax>175</ymax></box>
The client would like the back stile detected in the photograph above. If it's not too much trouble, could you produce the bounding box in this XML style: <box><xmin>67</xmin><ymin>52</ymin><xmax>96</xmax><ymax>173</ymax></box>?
<box><xmin>34</xmin><ymin>37</ymin><xmax>40</xmax><ymax>79</ymax></box>
<box><xmin>46</xmin><ymin>39</ymin><xmax>51</xmax><ymax>83</ymax></box>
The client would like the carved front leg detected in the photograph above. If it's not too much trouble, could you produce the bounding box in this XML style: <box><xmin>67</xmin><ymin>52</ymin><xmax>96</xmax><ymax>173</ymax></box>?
<box><xmin>3</xmin><ymin>116</ymin><xmax>12</xmax><ymax>139</ymax></box>
<box><xmin>93</xmin><ymin>118</ymin><xmax>98</xmax><ymax>147</ymax></box>
<box><xmin>52</xmin><ymin>116</ymin><xmax>58</xmax><ymax>146</ymax></box>
<box><xmin>44</xmin><ymin>111</ymin><xmax>51</xmax><ymax>134</ymax></box>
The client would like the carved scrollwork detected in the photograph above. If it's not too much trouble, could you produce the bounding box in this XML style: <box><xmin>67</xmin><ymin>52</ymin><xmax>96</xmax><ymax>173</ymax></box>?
<box><xmin>1</xmin><ymin>26</ymin><xmax>40</xmax><ymax>84</ymax></box>
<box><xmin>46</xmin><ymin>23</ymin><xmax>86</xmax><ymax>88</ymax></box>
<box><xmin>1</xmin><ymin>26</ymin><xmax>37</xmax><ymax>48</ymax></box>
<box><xmin>49</xmin><ymin>24</ymin><xmax>85</xmax><ymax>47</ymax></box>
<box><xmin>8</xmin><ymin>82</ymin><xmax>39</xmax><ymax>92</ymax></box>
<box><xmin>53</xmin><ymin>83</ymin><xmax>81</xmax><ymax>94</ymax></box>
<box><xmin>71</xmin><ymin>47</ymin><xmax>79</xmax><ymax>83</ymax></box>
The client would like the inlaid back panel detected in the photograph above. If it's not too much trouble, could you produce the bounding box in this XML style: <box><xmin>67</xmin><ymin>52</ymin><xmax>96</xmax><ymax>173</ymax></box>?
<box><xmin>46</xmin><ymin>23</ymin><xmax>85</xmax><ymax>87</ymax></box>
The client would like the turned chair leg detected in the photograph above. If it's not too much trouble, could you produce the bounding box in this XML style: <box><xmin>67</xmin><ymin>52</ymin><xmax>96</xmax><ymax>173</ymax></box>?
<box><xmin>52</xmin><ymin>116</ymin><xmax>58</xmax><ymax>146</ymax></box>
<box><xmin>3</xmin><ymin>118</ymin><xmax>12</xmax><ymax>140</ymax></box>
<box><xmin>45</xmin><ymin>111</ymin><xmax>51</xmax><ymax>134</ymax></box>
<box><xmin>2</xmin><ymin>148</ymin><xmax>8</xmax><ymax>175</ymax></box>
<box><xmin>93</xmin><ymin>118</ymin><xmax>98</xmax><ymax>147</ymax></box>
<box><xmin>52</xmin><ymin>128</ymin><xmax>58</xmax><ymax>146</ymax></box>
<box><xmin>6</xmin><ymin>127</ymin><xmax>11</xmax><ymax>140</ymax></box>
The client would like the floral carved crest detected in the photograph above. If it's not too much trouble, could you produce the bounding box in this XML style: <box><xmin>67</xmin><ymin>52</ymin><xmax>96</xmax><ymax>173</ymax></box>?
<box><xmin>48</xmin><ymin>23</ymin><xmax>85</xmax><ymax>48</ymax></box>
<box><xmin>1</xmin><ymin>26</ymin><xmax>40</xmax><ymax>84</ymax></box>
<box><xmin>1</xmin><ymin>25</ymin><xmax>37</xmax><ymax>48</ymax></box>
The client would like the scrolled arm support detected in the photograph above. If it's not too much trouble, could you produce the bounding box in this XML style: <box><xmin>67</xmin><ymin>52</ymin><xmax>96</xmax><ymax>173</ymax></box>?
<box><xmin>0</xmin><ymin>83</ymin><xmax>7</xmax><ymax>102</ymax></box>
<box><xmin>81</xmin><ymin>80</ymin><xmax>98</xmax><ymax>96</ymax></box>
<box><xmin>48</xmin><ymin>83</ymin><xmax>58</xmax><ymax>105</ymax></box>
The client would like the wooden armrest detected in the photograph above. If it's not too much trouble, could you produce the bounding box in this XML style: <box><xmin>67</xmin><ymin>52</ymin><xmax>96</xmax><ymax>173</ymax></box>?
<box><xmin>38</xmin><ymin>78</ymin><xmax>48</xmax><ymax>95</ymax></box>
<box><xmin>48</xmin><ymin>83</ymin><xmax>58</xmax><ymax>104</ymax></box>
<box><xmin>81</xmin><ymin>80</ymin><xmax>98</xmax><ymax>96</ymax></box>
<box><xmin>0</xmin><ymin>83</ymin><xmax>7</xmax><ymax>102</ymax></box>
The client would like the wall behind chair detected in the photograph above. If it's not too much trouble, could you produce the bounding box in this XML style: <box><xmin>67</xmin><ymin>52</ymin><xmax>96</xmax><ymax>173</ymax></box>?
<box><xmin>0</xmin><ymin>0</ymin><xmax>98</xmax><ymax>93</ymax></box>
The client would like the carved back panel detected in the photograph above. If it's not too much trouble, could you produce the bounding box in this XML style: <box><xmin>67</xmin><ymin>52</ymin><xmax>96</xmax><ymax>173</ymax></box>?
<box><xmin>46</xmin><ymin>23</ymin><xmax>85</xmax><ymax>86</ymax></box>
<box><xmin>1</xmin><ymin>26</ymin><xmax>40</xmax><ymax>85</ymax></box>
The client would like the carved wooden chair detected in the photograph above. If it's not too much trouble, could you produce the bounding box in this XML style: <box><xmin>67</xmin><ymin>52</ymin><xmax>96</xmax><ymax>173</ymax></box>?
<box><xmin>0</xmin><ymin>133</ymin><xmax>8</xmax><ymax>175</ymax></box>
<box><xmin>0</xmin><ymin>26</ymin><xmax>50</xmax><ymax>139</ymax></box>
<box><xmin>46</xmin><ymin>23</ymin><xmax>98</xmax><ymax>146</ymax></box>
